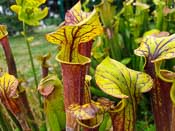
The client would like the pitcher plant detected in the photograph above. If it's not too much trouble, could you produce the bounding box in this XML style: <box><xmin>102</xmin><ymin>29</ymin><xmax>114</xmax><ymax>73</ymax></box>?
<box><xmin>135</xmin><ymin>32</ymin><xmax>175</xmax><ymax>131</ymax></box>
<box><xmin>38</xmin><ymin>74</ymin><xmax>66</xmax><ymax>131</ymax></box>
<box><xmin>46</xmin><ymin>1</ymin><xmax>103</xmax><ymax>130</ymax></box>
<box><xmin>95</xmin><ymin>57</ymin><xmax>153</xmax><ymax>131</ymax></box>
<box><xmin>0</xmin><ymin>73</ymin><xmax>31</xmax><ymax>131</ymax></box>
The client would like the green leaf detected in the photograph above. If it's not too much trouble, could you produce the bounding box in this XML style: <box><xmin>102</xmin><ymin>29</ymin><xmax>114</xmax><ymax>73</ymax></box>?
<box><xmin>46</xmin><ymin>110</ymin><xmax>61</xmax><ymax>131</ymax></box>
<box><xmin>95</xmin><ymin>0</ymin><xmax>116</xmax><ymax>27</ymax></box>
<box><xmin>120</xmin><ymin>58</ymin><xmax>131</xmax><ymax>65</ymax></box>
<box><xmin>95</xmin><ymin>57</ymin><xmax>153</xmax><ymax>99</ymax></box>
<box><xmin>99</xmin><ymin>113</ymin><xmax>112</xmax><ymax>131</ymax></box>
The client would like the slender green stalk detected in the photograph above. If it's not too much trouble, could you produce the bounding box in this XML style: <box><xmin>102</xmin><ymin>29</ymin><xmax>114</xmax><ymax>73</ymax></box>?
<box><xmin>22</xmin><ymin>22</ymin><xmax>46</xmax><ymax>131</ymax></box>
<box><xmin>22</xmin><ymin>22</ymin><xmax>38</xmax><ymax>87</ymax></box>
<box><xmin>22</xmin><ymin>21</ymin><xmax>41</xmax><ymax>107</ymax></box>
<box><xmin>22</xmin><ymin>22</ymin><xmax>42</xmax><ymax>103</ymax></box>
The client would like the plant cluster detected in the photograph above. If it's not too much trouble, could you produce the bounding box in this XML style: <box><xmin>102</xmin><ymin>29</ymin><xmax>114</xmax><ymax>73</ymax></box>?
<box><xmin>1</xmin><ymin>0</ymin><xmax>175</xmax><ymax>131</ymax></box>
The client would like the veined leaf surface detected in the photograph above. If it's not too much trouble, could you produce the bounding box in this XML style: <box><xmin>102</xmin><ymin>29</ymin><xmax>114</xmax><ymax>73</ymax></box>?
<box><xmin>65</xmin><ymin>1</ymin><xmax>91</xmax><ymax>25</ymax></box>
<box><xmin>0</xmin><ymin>73</ymin><xmax>18</xmax><ymax>99</ymax></box>
<box><xmin>134</xmin><ymin>34</ymin><xmax>175</xmax><ymax>63</ymax></box>
<box><xmin>46</xmin><ymin>2</ymin><xmax>103</xmax><ymax>63</ymax></box>
<box><xmin>95</xmin><ymin>57</ymin><xmax>153</xmax><ymax>99</ymax></box>
<box><xmin>68</xmin><ymin>102</ymin><xmax>103</xmax><ymax>120</ymax></box>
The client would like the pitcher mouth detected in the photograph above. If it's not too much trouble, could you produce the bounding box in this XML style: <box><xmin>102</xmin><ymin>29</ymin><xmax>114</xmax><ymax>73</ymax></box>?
<box><xmin>56</xmin><ymin>53</ymin><xmax>91</xmax><ymax>65</ymax></box>
<box><xmin>160</xmin><ymin>70</ymin><xmax>175</xmax><ymax>80</ymax></box>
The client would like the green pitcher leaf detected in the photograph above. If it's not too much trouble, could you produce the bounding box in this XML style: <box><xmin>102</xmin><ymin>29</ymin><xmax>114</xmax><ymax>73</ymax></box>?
<box><xmin>134</xmin><ymin>34</ymin><xmax>175</xmax><ymax>63</ymax></box>
<box><xmin>46</xmin><ymin>1</ymin><xmax>103</xmax><ymax>63</ymax></box>
<box><xmin>38</xmin><ymin>75</ymin><xmax>66</xmax><ymax>130</ymax></box>
<box><xmin>95</xmin><ymin>57</ymin><xmax>153</xmax><ymax>99</ymax></box>
<box><xmin>99</xmin><ymin>113</ymin><xmax>112</xmax><ymax>131</ymax></box>
<box><xmin>95</xmin><ymin>0</ymin><xmax>116</xmax><ymax>27</ymax></box>
<box><xmin>46</xmin><ymin>110</ymin><xmax>61</xmax><ymax>131</ymax></box>
<box><xmin>95</xmin><ymin>57</ymin><xmax>153</xmax><ymax>131</ymax></box>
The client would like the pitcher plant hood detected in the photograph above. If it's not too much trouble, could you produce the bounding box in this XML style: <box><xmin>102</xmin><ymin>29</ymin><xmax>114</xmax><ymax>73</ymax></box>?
<box><xmin>46</xmin><ymin>1</ymin><xmax>103</xmax><ymax>64</ymax></box>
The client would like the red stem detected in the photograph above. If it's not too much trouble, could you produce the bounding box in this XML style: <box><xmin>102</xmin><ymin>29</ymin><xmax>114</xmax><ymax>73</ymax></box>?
<box><xmin>110</xmin><ymin>101</ymin><xmax>137</xmax><ymax>131</ymax></box>
<box><xmin>0</xmin><ymin>36</ymin><xmax>17</xmax><ymax>76</ymax></box>
<box><xmin>61</xmin><ymin>62</ymin><xmax>89</xmax><ymax>129</ymax></box>
<box><xmin>79</xmin><ymin>40</ymin><xmax>93</xmax><ymax>74</ymax></box>
<box><xmin>78</xmin><ymin>40</ymin><xmax>93</xmax><ymax>58</ymax></box>
<box><xmin>79</xmin><ymin>41</ymin><xmax>100</xmax><ymax>130</ymax></box>
<box><xmin>150</xmin><ymin>78</ymin><xmax>172</xmax><ymax>131</ymax></box>
<box><xmin>171</xmin><ymin>106</ymin><xmax>175</xmax><ymax>131</ymax></box>
<box><xmin>41</xmin><ymin>59</ymin><xmax>49</xmax><ymax>78</ymax></box>
<box><xmin>145</xmin><ymin>61</ymin><xmax>175</xmax><ymax>131</ymax></box>
<box><xmin>42</xmin><ymin>67</ymin><xmax>48</xmax><ymax>78</ymax></box>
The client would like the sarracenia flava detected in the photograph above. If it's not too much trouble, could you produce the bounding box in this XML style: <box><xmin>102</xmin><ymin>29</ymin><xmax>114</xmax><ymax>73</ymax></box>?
<box><xmin>46</xmin><ymin>1</ymin><xmax>103</xmax><ymax>130</ymax></box>
<box><xmin>95</xmin><ymin>57</ymin><xmax>153</xmax><ymax>131</ymax></box>
<box><xmin>135</xmin><ymin>33</ymin><xmax>175</xmax><ymax>131</ymax></box>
